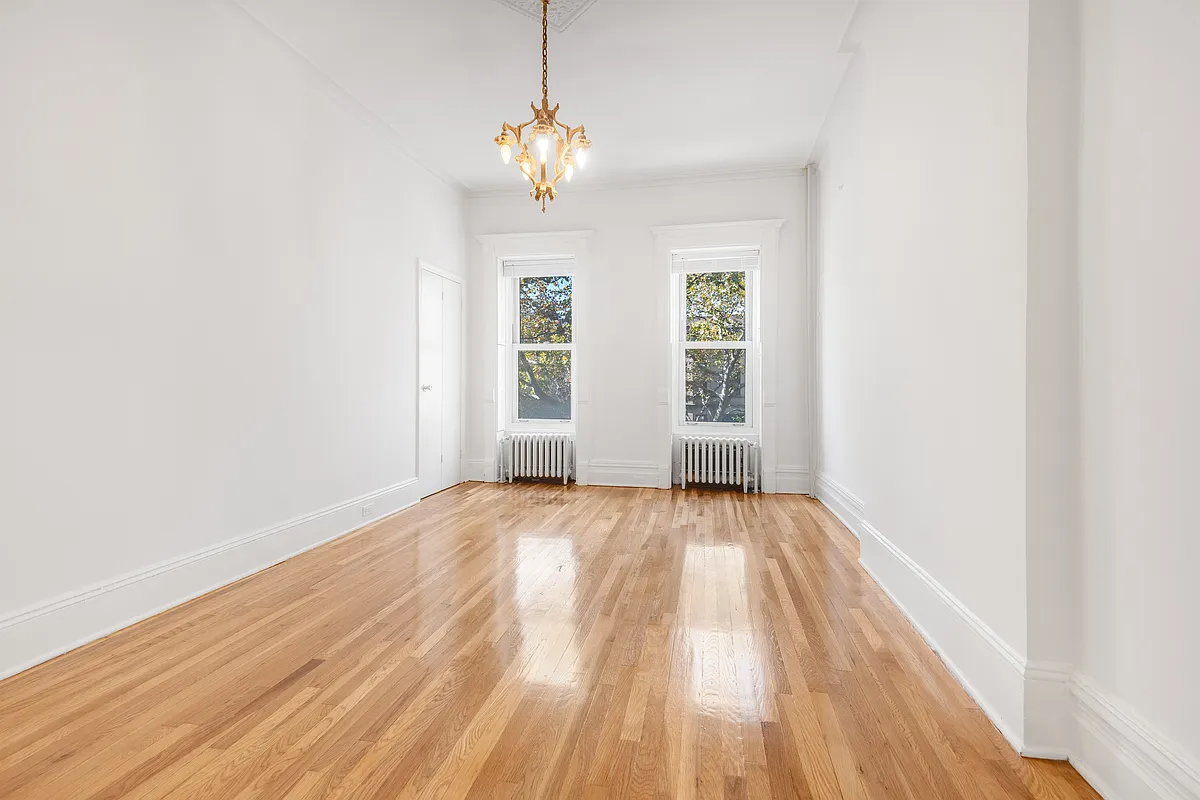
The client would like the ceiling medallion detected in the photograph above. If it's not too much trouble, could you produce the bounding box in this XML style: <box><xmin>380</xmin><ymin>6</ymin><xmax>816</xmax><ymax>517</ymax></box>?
<box><xmin>493</xmin><ymin>0</ymin><xmax>592</xmax><ymax>212</ymax></box>
<box><xmin>491</xmin><ymin>0</ymin><xmax>598</xmax><ymax>33</ymax></box>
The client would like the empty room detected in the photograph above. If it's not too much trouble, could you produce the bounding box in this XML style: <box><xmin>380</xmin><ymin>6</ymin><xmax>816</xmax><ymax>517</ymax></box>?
<box><xmin>1</xmin><ymin>0</ymin><xmax>1197</xmax><ymax>798</ymax></box>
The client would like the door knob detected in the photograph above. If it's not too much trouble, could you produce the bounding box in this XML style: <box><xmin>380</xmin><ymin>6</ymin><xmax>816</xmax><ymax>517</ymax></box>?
<box><xmin>421</xmin><ymin>384</ymin><xmax>433</xmax><ymax>392</ymax></box>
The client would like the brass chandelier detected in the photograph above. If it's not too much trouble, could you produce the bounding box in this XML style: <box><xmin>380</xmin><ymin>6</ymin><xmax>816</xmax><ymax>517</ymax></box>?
<box><xmin>493</xmin><ymin>0</ymin><xmax>592</xmax><ymax>212</ymax></box>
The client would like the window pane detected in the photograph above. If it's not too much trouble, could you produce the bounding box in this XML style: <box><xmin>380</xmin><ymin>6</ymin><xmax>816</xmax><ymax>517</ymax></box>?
<box><xmin>517</xmin><ymin>350</ymin><xmax>572</xmax><ymax>420</ymax></box>
<box><xmin>520</xmin><ymin>276</ymin><xmax>572</xmax><ymax>344</ymax></box>
<box><xmin>686</xmin><ymin>271</ymin><xmax>745</xmax><ymax>342</ymax></box>
<box><xmin>685</xmin><ymin>349</ymin><xmax>746</xmax><ymax>424</ymax></box>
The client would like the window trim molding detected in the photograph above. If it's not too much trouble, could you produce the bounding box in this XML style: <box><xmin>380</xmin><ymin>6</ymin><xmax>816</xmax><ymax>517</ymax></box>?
<box><xmin>475</xmin><ymin>231</ymin><xmax>593</xmax><ymax>484</ymax></box>
<box><xmin>652</xmin><ymin>220</ymin><xmax>784</xmax><ymax>491</ymax></box>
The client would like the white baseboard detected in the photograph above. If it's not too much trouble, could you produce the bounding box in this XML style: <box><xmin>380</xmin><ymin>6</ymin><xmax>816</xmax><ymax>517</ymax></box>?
<box><xmin>843</xmin><ymin>516</ymin><xmax>1200</xmax><ymax>800</ymax></box>
<box><xmin>812</xmin><ymin>483</ymin><xmax>1198</xmax><ymax>799</ymax></box>
<box><xmin>0</xmin><ymin>478</ymin><xmax>420</xmax><ymax>682</ymax></box>
<box><xmin>773</xmin><ymin>465</ymin><xmax>812</xmax><ymax>495</ymax></box>
<box><xmin>1073</xmin><ymin>675</ymin><xmax>1200</xmax><ymax>800</ymax></box>
<box><xmin>587</xmin><ymin>460</ymin><xmax>662</xmax><ymax>488</ymax></box>
<box><xmin>858</xmin><ymin>521</ymin><xmax>1027</xmax><ymax>753</ymax></box>
<box><xmin>463</xmin><ymin>458</ymin><xmax>492</xmax><ymax>482</ymax></box>
<box><xmin>657</xmin><ymin>464</ymin><xmax>672</xmax><ymax>490</ymax></box>
<box><xmin>1023</xmin><ymin>661</ymin><xmax>1074</xmax><ymax>759</ymax></box>
<box><xmin>814</xmin><ymin>472</ymin><xmax>865</xmax><ymax>539</ymax></box>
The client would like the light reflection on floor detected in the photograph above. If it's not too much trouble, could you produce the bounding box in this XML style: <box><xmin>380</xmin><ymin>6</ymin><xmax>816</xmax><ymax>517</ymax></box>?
<box><xmin>682</xmin><ymin>543</ymin><xmax>766</xmax><ymax>721</ymax></box>
<box><xmin>515</xmin><ymin>536</ymin><xmax>581</xmax><ymax>686</ymax></box>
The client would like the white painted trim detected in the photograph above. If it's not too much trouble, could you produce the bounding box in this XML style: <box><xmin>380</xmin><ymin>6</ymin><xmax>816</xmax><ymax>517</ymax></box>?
<box><xmin>814</xmin><ymin>472</ymin><xmax>865</xmax><ymax>539</ymax></box>
<box><xmin>774</xmin><ymin>466</ymin><xmax>812</xmax><ymax>495</ymax></box>
<box><xmin>805</xmin><ymin>165</ymin><xmax>823</xmax><ymax>503</ymax></box>
<box><xmin>418</xmin><ymin>258</ymin><xmax>464</xmax><ymax>285</ymax></box>
<box><xmin>0</xmin><ymin>479</ymin><xmax>420</xmax><ymax>682</ymax></box>
<box><xmin>858</xmin><ymin>521</ymin><xmax>1027</xmax><ymax>753</ymax></box>
<box><xmin>1073</xmin><ymin>675</ymin><xmax>1200</xmax><ymax>800</ymax></box>
<box><xmin>463</xmin><ymin>459</ymin><xmax>491</xmax><ymax>482</ymax></box>
<box><xmin>1023</xmin><ymin>661</ymin><xmax>1074</xmax><ymax>760</ymax></box>
<box><xmin>586</xmin><ymin>460</ymin><xmax>662</xmax><ymax>489</ymax></box>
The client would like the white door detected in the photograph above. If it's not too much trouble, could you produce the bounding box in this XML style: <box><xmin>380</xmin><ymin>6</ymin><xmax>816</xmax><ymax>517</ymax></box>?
<box><xmin>418</xmin><ymin>267</ymin><xmax>463</xmax><ymax>498</ymax></box>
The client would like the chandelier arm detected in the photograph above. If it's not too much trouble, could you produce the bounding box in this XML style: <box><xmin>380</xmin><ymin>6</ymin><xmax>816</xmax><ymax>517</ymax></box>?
<box><xmin>513</xmin><ymin>118</ymin><xmax>537</xmax><ymax>145</ymax></box>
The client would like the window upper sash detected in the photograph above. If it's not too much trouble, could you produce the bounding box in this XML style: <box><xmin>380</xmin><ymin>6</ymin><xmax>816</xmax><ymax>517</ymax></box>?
<box><xmin>670</xmin><ymin>247</ymin><xmax>761</xmax><ymax>274</ymax></box>
<box><xmin>501</xmin><ymin>256</ymin><xmax>576</xmax><ymax>278</ymax></box>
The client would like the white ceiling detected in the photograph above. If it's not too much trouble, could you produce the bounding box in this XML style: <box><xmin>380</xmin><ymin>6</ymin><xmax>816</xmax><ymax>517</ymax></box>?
<box><xmin>233</xmin><ymin>0</ymin><xmax>857</xmax><ymax>192</ymax></box>
<box><xmin>491</xmin><ymin>0</ymin><xmax>600</xmax><ymax>32</ymax></box>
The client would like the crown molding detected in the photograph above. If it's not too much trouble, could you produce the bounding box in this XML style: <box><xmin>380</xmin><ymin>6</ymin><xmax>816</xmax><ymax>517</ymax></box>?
<box><xmin>225</xmin><ymin>0</ymin><xmax>469</xmax><ymax>196</ymax></box>
<box><xmin>837</xmin><ymin>0</ymin><xmax>865</xmax><ymax>54</ymax></box>
<box><xmin>467</xmin><ymin>165</ymin><xmax>807</xmax><ymax>200</ymax></box>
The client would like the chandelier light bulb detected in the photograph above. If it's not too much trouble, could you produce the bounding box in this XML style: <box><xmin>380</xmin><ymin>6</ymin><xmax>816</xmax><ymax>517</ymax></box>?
<box><xmin>565</xmin><ymin>163</ymin><xmax>575</xmax><ymax>182</ymax></box>
<box><xmin>536</xmin><ymin>134</ymin><xmax>551</xmax><ymax>160</ymax></box>
<box><xmin>500</xmin><ymin>143</ymin><xmax>512</xmax><ymax>164</ymax></box>
<box><xmin>576</xmin><ymin>147</ymin><xmax>589</xmax><ymax>169</ymax></box>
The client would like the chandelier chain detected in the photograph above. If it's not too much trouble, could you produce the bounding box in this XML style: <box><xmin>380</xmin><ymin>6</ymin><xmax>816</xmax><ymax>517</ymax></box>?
<box><xmin>541</xmin><ymin>0</ymin><xmax>549</xmax><ymax>104</ymax></box>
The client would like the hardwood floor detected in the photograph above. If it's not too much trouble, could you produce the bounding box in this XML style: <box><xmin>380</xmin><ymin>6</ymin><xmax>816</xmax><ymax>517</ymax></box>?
<box><xmin>0</xmin><ymin>483</ymin><xmax>1099</xmax><ymax>799</ymax></box>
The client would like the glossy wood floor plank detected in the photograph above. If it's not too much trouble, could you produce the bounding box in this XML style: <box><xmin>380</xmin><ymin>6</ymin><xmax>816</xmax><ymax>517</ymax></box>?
<box><xmin>0</xmin><ymin>484</ymin><xmax>1100</xmax><ymax>799</ymax></box>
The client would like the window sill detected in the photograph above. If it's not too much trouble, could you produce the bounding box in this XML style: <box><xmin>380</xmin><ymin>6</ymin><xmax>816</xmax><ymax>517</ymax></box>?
<box><xmin>506</xmin><ymin>423</ymin><xmax>577</xmax><ymax>435</ymax></box>
<box><xmin>673</xmin><ymin>428</ymin><xmax>759</xmax><ymax>439</ymax></box>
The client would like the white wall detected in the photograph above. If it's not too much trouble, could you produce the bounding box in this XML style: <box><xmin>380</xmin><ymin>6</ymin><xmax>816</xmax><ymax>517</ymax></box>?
<box><xmin>816</xmin><ymin>1</ymin><xmax>1200</xmax><ymax>794</ymax></box>
<box><xmin>1074</xmin><ymin>0</ymin><xmax>1200</xmax><ymax>795</ymax></box>
<box><xmin>812</xmin><ymin>0</ymin><xmax>1032</xmax><ymax>742</ymax></box>
<box><xmin>464</xmin><ymin>174</ymin><xmax>808</xmax><ymax>490</ymax></box>
<box><xmin>0</xmin><ymin>0</ymin><xmax>465</xmax><ymax>678</ymax></box>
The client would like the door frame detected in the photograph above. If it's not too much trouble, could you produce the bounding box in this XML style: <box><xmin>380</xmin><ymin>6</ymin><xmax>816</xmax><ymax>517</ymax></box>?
<box><xmin>416</xmin><ymin>259</ymin><xmax>466</xmax><ymax>496</ymax></box>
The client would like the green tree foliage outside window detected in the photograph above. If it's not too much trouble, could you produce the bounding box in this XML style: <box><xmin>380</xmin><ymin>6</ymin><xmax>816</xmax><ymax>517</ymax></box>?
<box><xmin>684</xmin><ymin>271</ymin><xmax>747</xmax><ymax>424</ymax></box>
<box><xmin>685</xmin><ymin>349</ymin><xmax>746</xmax><ymax>423</ymax></box>
<box><xmin>686</xmin><ymin>271</ymin><xmax>745</xmax><ymax>342</ymax></box>
<box><xmin>517</xmin><ymin>276</ymin><xmax>572</xmax><ymax>420</ymax></box>
<box><xmin>520</xmin><ymin>276</ymin><xmax>572</xmax><ymax>343</ymax></box>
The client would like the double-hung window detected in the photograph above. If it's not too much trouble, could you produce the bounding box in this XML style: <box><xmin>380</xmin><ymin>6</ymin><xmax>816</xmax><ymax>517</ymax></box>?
<box><xmin>671</xmin><ymin>247</ymin><xmax>760</xmax><ymax>431</ymax></box>
<box><xmin>502</xmin><ymin>257</ymin><xmax>575</xmax><ymax>426</ymax></box>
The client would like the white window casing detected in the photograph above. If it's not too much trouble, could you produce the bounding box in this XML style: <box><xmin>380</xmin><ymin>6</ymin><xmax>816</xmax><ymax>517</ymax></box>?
<box><xmin>501</xmin><ymin>256</ymin><xmax>577</xmax><ymax>430</ymax></box>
